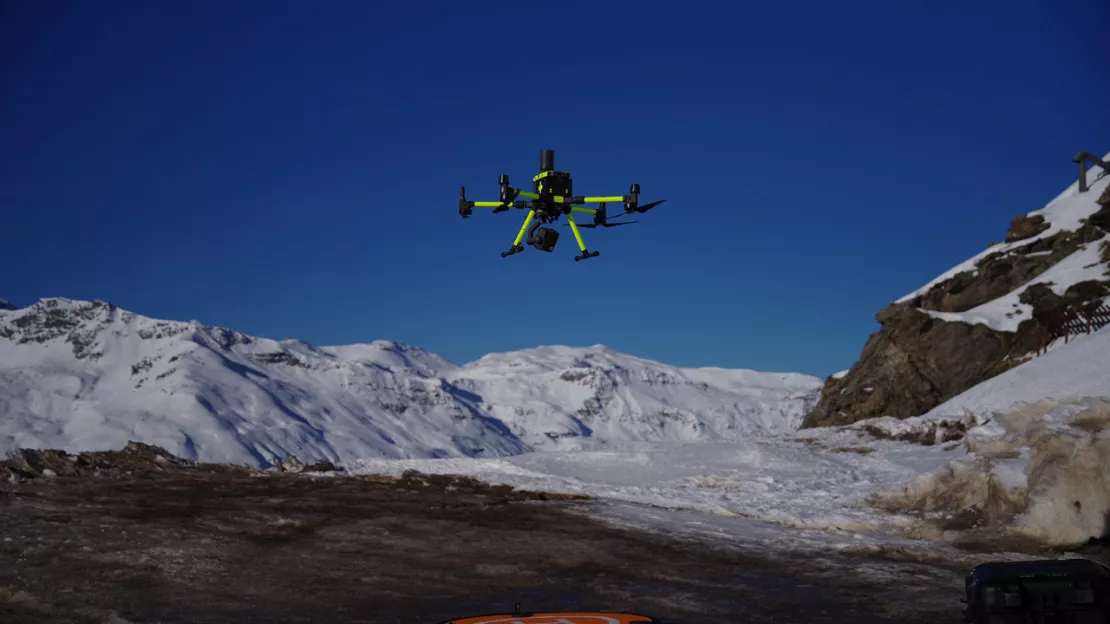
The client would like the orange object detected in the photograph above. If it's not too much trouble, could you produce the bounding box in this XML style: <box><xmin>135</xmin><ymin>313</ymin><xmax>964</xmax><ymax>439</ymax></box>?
<box><xmin>442</xmin><ymin>612</ymin><xmax>656</xmax><ymax>624</ymax></box>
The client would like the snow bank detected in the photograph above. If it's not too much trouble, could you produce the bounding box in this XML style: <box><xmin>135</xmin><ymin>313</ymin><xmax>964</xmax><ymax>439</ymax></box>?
<box><xmin>871</xmin><ymin>398</ymin><xmax>1110</xmax><ymax>548</ymax></box>
<box><xmin>923</xmin><ymin>324</ymin><xmax>1110</xmax><ymax>418</ymax></box>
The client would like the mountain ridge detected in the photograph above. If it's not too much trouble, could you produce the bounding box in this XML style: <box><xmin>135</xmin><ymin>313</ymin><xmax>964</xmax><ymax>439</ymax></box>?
<box><xmin>0</xmin><ymin>297</ymin><xmax>822</xmax><ymax>467</ymax></box>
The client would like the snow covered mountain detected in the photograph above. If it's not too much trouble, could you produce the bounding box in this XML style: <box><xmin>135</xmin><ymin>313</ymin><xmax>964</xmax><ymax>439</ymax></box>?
<box><xmin>0</xmin><ymin>298</ymin><xmax>822</xmax><ymax>467</ymax></box>
<box><xmin>807</xmin><ymin>153</ymin><xmax>1110</xmax><ymax>427</ymax></box>
<box><xmin>453</xmin><ymin>345</ymin><xmax>821</xmax><ymax>448</ymax></box>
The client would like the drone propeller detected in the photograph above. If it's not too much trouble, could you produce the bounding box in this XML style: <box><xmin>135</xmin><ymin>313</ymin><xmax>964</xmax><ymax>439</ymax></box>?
<box><xmin>625</xmin><ymin>199</ymin><xmax>666</xmax><ymax>214</ymax></box>
<box><xmin>562</xmin><ymin>202</ymin><xmax>643</xmax><ymax>229</ymax></box>
<box><xmin>574</xmin><ymin>220</ymin><xmax>639</xmax><ymax>229</ymax></box>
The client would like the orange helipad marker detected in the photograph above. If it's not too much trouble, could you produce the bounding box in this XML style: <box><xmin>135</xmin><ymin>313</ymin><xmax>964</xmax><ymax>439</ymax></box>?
<box><xmin>442</xmin><ymin>612</ymin><xmax>656</xmax><ymax>624</ymax></box>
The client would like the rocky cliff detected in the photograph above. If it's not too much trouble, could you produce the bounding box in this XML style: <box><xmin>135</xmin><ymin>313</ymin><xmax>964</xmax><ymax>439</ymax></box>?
<box><xmin>804</xmin><ymin>159</ymin><xmax>1110</xmax><ymax>428</ymax></box>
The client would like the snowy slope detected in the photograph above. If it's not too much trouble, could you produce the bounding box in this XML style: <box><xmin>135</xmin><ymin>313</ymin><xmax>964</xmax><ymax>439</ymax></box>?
<box><xmin>348</xmin><ymin>323</ymin><xmax>1110</xmax><ymax>552</ymax></box>
<box><xmin>448</xmin><ymin>345</ymin><xmax>821</xmax><ymax>450</ymax></box>
<box><xmin>0</xmin><ymin>299</ymin><xmax>526</xmax><ymax>467</ymax></box>
<box><xmin>897</xmin><ymin>155</ymin><xmax>1110</xmax><ymax>332</ymax></box>
<box><xmin>0</xmin><ymin>298</ymin><xmax>821</xmax><ymax>467</ymax></box>
<box><xmin>924</xmin><ymin>324</ymin><xmax>1110</xmax><ymax>418</ymax></box>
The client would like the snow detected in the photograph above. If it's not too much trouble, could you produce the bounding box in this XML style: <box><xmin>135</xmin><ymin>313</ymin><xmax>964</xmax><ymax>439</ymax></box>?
<box><xmin>924</xmin><ymin>324</ymin><xmax>1110</xmax><ymax>418</ymax></box>
<box><xmin>896</xmin><ymin>156</ymin><xmax>1109</xmax><ymax>311</ymax></box>
<box><xmin>345</xmin><ymin>434</ymin><xmax>954</xmax><ymax>545</ymax></box>
<box><xmin>0</xmin><ymin>298</ymin><xmax>821</xmax><ymax>468</ymax></box>
<box><xmin>343</xmin><ymin>322</ymin><xmax>1110</xmax><ymax>553</ymax></box>
<box><xmin>451</xmin><ymin>344</ymin><xmax>821</xmax><ymax>450</ymax></box>
<box><xmin>5</xmin><ymin>155</ymin><xmax>1109</xmax><ymax>559</ymax></box>
<box><xmin>920</xmin><ymin>242</ymin><xmax>1107</xmax><ymax>332</ymax></box>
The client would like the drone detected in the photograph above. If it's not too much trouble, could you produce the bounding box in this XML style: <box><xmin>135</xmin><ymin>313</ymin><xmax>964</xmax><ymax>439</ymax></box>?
<box><xmin>458</xmin><ymin>149</ymin><xmax>666</xmax><ymax>261</ymax></box>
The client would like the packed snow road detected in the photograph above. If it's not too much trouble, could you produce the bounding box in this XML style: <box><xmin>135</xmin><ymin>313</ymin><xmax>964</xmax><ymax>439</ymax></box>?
<box><xmin>0</xmin><ymin>466</ymin><xmax>966</xmax><ymax>624</ymax></box>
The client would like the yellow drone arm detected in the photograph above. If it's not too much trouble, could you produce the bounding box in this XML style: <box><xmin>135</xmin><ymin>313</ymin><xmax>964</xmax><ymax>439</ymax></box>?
<box><xmin>552</xmin><ymin>195</ymin><xmax>629</xmax><ymax>205</ymax></box>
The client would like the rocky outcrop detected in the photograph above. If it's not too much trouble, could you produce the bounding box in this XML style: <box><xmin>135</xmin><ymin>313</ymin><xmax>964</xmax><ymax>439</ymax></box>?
<box><xmin>916</xmin><ymin>225</ymin><xmax>1104</xmax><ymax>313</ymax></box>
<box><xmin>804</xmin><ymin>199</ymin><xmax>1110</xmax><ymax>429</ymax></box>
<box><xmin>1</xmin><ymin>441</ymin><xmax>347</xmax><ymax>483</ymax></box>
<box><xmin>2</xmin><ymin>441</ymin><xmax>215</xmax><ymax>482</ymax></box>
<box><xmin>1006</xmin><ymin>214</ymin><xmax>1050</xmax><ymax>242</ymax></box>
<box><xmin>803</xmin><ymin>305</ymin><xmax>1039</xmax><ymax>427</ymax></box>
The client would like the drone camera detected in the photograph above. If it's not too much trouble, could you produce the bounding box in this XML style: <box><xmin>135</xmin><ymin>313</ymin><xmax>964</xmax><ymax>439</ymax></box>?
<box><xmin>529</xmin><ymin>227</ymin><xmax>559</xmax><ymax>252</ymax></box>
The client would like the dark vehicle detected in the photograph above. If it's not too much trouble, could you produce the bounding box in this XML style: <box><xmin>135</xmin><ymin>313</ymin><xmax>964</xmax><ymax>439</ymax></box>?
<box><xmin>964</xmin><ymin>558</ymin><xmax>1110</xmax><ymax>623</ymax></box>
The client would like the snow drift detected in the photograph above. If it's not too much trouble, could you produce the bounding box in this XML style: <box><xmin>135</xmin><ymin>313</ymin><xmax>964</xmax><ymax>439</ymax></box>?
<box><xmin>864</xmin><ymin>323</ymin><xmax>1110</xmax><ymax>548</ymax></box>
<box><xmin>871</xmin><ymin>398</ymin><xmax>1110</xmax><ymax>548</ymax></box>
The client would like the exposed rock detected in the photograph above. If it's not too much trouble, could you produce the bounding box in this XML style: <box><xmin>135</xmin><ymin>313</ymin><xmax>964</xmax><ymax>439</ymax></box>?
<box><xmin>254</xmin><ymin>352</ymin><xmax>308</xmax><ymax>367</ymax></box>
<box><xmin>305</xmin><ymin>459</ymin><xmax>337</xmax><ymax>472</ymax></box>
<box><xmin>1089</xmin><ymin>204</ymin><xmax>1110</xmax><ymax>231</ymax></box>
<box><xmin>1099</xmin><ymin>184</ymin><xmax>1110</xmax><ymax>207</ymax></box>
<box><xmin>1006</xmin><ymin>214</ymin><xmax>1050</xmax><ymax>242</ymax></box>
<box><xmin>806</xmin><ymin>190</ymin><xmax>1110</xmax><ymax>430</ymax></box>
<box><xmin>1019</xmin><ymin>283</ymin><xmax>1069</xmax><ymax>318</ymax></box>
<box><xmin>859</xmin><ymin>418</ymin><xmax>968</xmax><ymax>446</ymax></box>
<box><xmin>1064</xmin><ymin>280</ymin><xmax>1109</xmax><ymax>312</ymax></box>
<box><xmin>1018</xmin><ymin>280</ymin><xmax>1109</xmax><ymax>326</ymax></box>
<box><xmin>0</xmin><ymin>441</ymin><xmax>203</xmax><ymax>481</ymax></box>
<box><xmin>802</xmin><ymin>304</ymin><xmax>1038</xmax><ymax>428</ymax></box>
<box><xmin>1</xmin><ymin>442</ymin><xmax>349</xmax><ymax>483</ymax></box>
<box><xmin>276</xmin><ymin>455</ymin><xmax>306</xmax><ymax>473</ymax></box>
<box><xmin>915</xmin><ymin>227</ymin><xmax>1101</xmax><ymax>313</ymax></box>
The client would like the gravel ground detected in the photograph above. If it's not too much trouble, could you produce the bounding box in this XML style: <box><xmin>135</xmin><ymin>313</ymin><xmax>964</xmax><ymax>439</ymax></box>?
<box><xmin>0</xmin><ymin>452</ymin><xmax>970</xmax><ymax>624</ymax></box>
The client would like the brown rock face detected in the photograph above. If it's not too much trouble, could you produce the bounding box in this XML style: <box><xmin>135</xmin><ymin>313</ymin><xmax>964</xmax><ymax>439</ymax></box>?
<box><xmin>1006</xmin><ymin>214</ymin><xmax>1050</xmax><ymax>242</ymax></box>
<box><xmin>1089</xmin><ymin>203</ymin><xmax>1110</xmax><ymax>231</ymax></box>
<box><xmin>1098</xmin><ymin>183</ymin><xmax>1110</xmax><ymax>207</ymax></box>
<box><xmin>805</xmin><ymin>181</ymin><xmax>1110</xmax><ymax>430</ymax></box>
<box><xmin>802</xmin><ymin>305</ymin><xmax>1038</xmax><ymax>428</ymax></box>
<box><xmin>914</xmin><ymin>227</ymin><xmax>1103</xmax><ymax>314</ymax></box>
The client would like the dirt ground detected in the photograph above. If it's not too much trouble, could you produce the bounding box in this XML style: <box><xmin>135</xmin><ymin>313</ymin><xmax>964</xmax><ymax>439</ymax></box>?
<box><xmin>0</xmin><ymin>446</ymin><xmax>967</xmax><ymax>624</ymax></box>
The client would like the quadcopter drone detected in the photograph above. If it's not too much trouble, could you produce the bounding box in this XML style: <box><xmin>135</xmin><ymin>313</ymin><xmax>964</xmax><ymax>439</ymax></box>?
<box><xmin>458</xmin><ymin>149</ymin><xmax>666</xmax><ymax>261</ymax></box>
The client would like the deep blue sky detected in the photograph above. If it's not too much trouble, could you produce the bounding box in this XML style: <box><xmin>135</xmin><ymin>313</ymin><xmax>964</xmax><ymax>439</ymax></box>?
<box><xmin>3</xmin><ymin>1</ymin><xmax>1108</xmax><ymax>377</ymax></box>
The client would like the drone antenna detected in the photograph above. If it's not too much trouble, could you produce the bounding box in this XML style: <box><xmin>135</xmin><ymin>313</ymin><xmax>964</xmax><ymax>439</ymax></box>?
<box><xmin>540</xmin><ymin>149</ymin><xmax>555</xmax><ymax>172</ymax></box>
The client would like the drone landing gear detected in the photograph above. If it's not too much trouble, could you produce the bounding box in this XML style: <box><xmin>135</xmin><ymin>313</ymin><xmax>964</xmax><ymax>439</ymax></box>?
<box><xmin>501</xmin><ymin>210</ymin><xmax>537</xmax><ymax>258</ymax></box>
<box><xmin>566</xmin><ymin>214</ymin><xmax>600</xmax><ymax>262</ymax></box>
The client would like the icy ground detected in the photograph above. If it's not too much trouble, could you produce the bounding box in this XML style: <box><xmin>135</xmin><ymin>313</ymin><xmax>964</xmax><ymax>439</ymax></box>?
<box><xmin>347</xmin><ymin>325</ymin><xmax>1110</xmax><ymax>560</ymax></box>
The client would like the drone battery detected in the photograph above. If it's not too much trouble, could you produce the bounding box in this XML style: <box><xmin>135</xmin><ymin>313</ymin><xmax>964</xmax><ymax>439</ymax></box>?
<box><xmin>530</xmin><ymin>227</ymin><xmax>559</xmax><ymax>252</ymax></box>
<box><xmin>533</xmin><ymin>171</ymin><xmax>573</xmax><ymax>198</ymax></box>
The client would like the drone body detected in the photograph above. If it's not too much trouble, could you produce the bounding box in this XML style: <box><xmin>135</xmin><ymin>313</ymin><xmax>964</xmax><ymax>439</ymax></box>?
<box><xmin>458</xmin><ymin>150</ymin><xmax>665</xmax><ymax>261</ymax></box>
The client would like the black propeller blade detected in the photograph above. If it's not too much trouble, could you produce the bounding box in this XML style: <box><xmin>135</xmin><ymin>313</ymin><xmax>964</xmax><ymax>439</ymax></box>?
<box><xmin>573</xmin><ymin>220</ymin><xmax>639</xmax><ymax>229</ymax></box>
<box><xmin>627</xmin><ymin>199</ymin><xmax>666</xmax><ymax>214</ymax></box>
